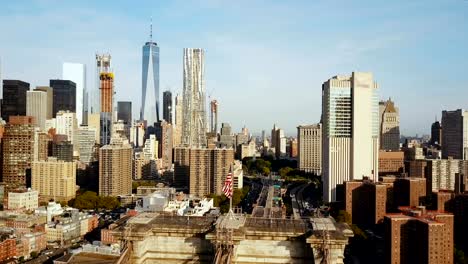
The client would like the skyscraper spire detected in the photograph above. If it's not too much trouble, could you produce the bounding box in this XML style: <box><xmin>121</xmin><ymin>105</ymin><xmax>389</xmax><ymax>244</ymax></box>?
<box><xmin>150</xmin><ymin>17</ymin><xmax>153</xmax><ymax>42</ymax></box>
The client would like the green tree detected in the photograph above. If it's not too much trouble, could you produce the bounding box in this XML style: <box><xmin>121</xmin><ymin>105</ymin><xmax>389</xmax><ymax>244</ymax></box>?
<box><xmin>455</xmin><ymin>247</ymin><xmax>468</xmax><ymax>264</ymax></box>
<box><xmin>97</xmin><ymin>196</ymin><xmax>120</xmax><ymax>210</ymax></box>
<box><xmin>279</xmin><ymin>167</ymin><xmax>293</xmax><ymax>177</ymax></box>
<box><xmin>30</xmin><ymin>251</ymin><xmax>39</xmax><ymax>259</ymax></box>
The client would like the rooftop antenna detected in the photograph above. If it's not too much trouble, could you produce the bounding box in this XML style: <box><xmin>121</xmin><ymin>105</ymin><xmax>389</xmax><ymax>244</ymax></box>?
<box><xmin>150</xmin><ymin>17</ymin><xmax>153</xmax><ymax>42</ymax></box>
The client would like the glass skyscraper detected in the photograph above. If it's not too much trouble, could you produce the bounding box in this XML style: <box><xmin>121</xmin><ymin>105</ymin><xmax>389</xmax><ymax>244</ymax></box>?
<box><xmin>140</xmin><ymin>29</ymin><xmax>160</xmax><ymax>127</ymax></box>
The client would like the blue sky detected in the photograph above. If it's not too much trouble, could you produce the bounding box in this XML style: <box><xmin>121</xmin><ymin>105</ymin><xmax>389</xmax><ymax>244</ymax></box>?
<box><xmin>0</xmin><ymin>0</ymin><xmax>467</xmax><ymax>136</ymax></box>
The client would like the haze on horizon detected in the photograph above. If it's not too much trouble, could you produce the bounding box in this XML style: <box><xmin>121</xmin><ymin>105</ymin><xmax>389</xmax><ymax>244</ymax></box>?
<box><xmin>0</xmin><ymin>0</ymin><xmax>467</xmax><ymax>136</ymax></box>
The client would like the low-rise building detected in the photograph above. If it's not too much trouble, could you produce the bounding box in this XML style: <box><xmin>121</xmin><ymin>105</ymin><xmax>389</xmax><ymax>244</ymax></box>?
<box><xmin>6</xmin><ymin>188</ymin><xmax>39</xmax><ymax>211</ymax></box>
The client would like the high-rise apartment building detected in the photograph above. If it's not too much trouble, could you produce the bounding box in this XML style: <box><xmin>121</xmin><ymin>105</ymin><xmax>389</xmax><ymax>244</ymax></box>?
<box><xmin>50</xmin><ymin>80</ymin><xmax>76</xmax><ymax>117</ymax></box>
<box><xmin>63</xmin><ymin>63</ymin><xmax>87</xmax><ymax>125</ymax></box>
<box><xmin>173</xmin><ymin>94</ymin><xmax>183</xmax><ymax>147</ymax></box>
<box><xmin>155</xmin><ymin>120</ymin><xmax>173</xmax><ymax>170</ymax></box>
<box><xmin>140</xmin><ymin>27</ymin><xmax>160</xmax><ymax>126</ymax></box>
<box><xmin>33</xmin><ymin>130</ymin><xmax>51</xmax><ymax>162</ymax></box>
<box><xmin>344</xmin><ymin>180</ymin><xmax>387</xmax><ymax>227</ymax></box>
<box><xmin>130</xmin><ymin>121</ymin><xmax>145</xmax><ymax>148</ymax></box>
<box><xmin>378</xmin><ymin>150</ymin><xmax>404</xmax><ymax>176</ymax></box>
<box><xmin>2</xmin><ymin>116</ymin><xmax>35</xmax><ymax>185</ymax></box>
<box><xmin>174</xmin><ymin>147</ymin><xmax>234</xmax><ymax>197</ymax></box>
<box><xmin>163</xmin><ymin>91</ymin><xmax>172</xmax><ymax>123</ymax></box>
<box><xmin>322</xmin><ymin>72</ymin><xmax>379</xmax><ymax>202</ymax></box>
<box><xmin>297</xmin><ymin>124</ymin><xmax>322</xmax><ymax>175</ymax></box>
<box><xmin>1</xmin><ymin>80</ymin><xmax>29</xmax><ymax>122</ymax></box>
<box><xmin>26</xmin><ymin>91</ymin><xmax>48</xmax><ymax>130</ymax></box>
<box><xmin>34</xmin><ymin>86</ymin><xmax>53</xmax><ymax>119</ymax></box>
<box><xmin>426</xmin><ymin>159</ymin><xmax>468</xmax><ymax>192</ymax></box>
<box><xmin>181</xmin><ymin>48</ymin><xmax>206</xmax><ymax>148</ymax></box>
<box><xmin>99</xmin><ymin>133</ymin><xmax>132</xmax><ymax>196</ymax></box>
<box><xmin>431</xmin><ymin>119</ymin><xmax>442</xmax><ymax>146</ymax></box>
<box><xmin>31</xmin><ymin>157</ymin><xmax>76</xmax><ymax>203</ymax></box>
<box><xmin>379</xmin><ymin>98</ymin><xmax>400</xmax><ymax>151</ymax></box>
<box><xmin>55</xmin><ymin>111</ymin><xmax>77</xmax><ymax>148</ymax></box>
<box><xmin>384</xmin><ymin>207</ymin><xmax>453</xmax><ymax>264</ymax></box>
<box><xmin>441</xmin><ymin>109</ymin><xmax>468</xmax><ymax>159</ymax></box>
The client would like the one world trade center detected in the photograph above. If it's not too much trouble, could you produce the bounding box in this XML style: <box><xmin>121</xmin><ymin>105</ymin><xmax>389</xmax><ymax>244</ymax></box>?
<box><xmin>140</xmin><ymin>22</ymin><xmax>160</xmax><ymax>126</ymax></box>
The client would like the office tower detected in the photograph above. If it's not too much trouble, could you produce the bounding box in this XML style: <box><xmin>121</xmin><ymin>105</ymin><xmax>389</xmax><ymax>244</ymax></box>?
<box><xmin>117</xmin><ymin>101</ymin><xmax>132</xmax><ymax>140</ymax></box>
<box><xmin>26</xmin><ymin>91</ymin><xmax>47</xmax><ymax>130</ymax></box>
<box><xmin>76</xmin><ymin>126</ymin><xmax>97</xmax><ymax>163</ymax></box>
<box><xmin>426</xmin><ymin>159</ymin><xmax>468</xmax><ymax>192</ymax></box>
<box><xmin>87</xmin><ymin>113</ymin><xmax>100</xmax><ymax>144</ymax></box>
<box><xmin>274</xmin><ymin>127</ymin><xmax>286</xmax><ymax>158</ymax></box>
<box><xmin>344</xmin><ymin>180</ymin><xmax>387</xmax><ymax>227</ymax></box>
<box><xmin>162</xmin><ymin>91</ymin><xmax>172</xmax><ymax>123</ymax></box>
<box><xmin>52</xmin><ymin>141</ymin><xmax>73</xmax><ymax>162</ymax></box>
<box><xmin>2</xmin><ymin>116</ymin><xmax>35</xmax><ymax>185</ymax></box>
<box><xmin>271</xmin><ymin>124</ymin><xmax>278</xmax><ymax>150</ymax></box>
<box><xmin>154</xmin><ymin>120</ymin><xmax>173</xmax><ymax>169</ymax></box>
<box><xmin>140</xmin><ymin>23</ymin><xmax>160</xmax><ymax>125</ymax></box>
<box><xmin>219</xmin><ymin>123</ymin><xmax>233</xmax><ymax>148</ymax></box>
<box><xmin>31</xmin><ymin>157</ymin><xmax>76</xmax><ymax>203</ymax></box>
<box><xmin>1</xmin><ymin>80</ymin><xmax>29</xmax><ymax>122</ymax></box>
<box><xmin>63</xmin><ymin>63</ymin><xmax>86</xmax><ymax>125</ymax></box>
<box><xmin>322</xmin><ymin>72</ymin><xmax>379</xmax><ymax>202</ymax></box>
<box><xmin>379</xmin><ymin>98</ymin><xmax>400</xmax><ymax>151</ymax></box>
<box><xmin>117</xmin><ymin>101</ymin><xmax>132</xmax><ymax>125</ymax></box>
<box><xmin>33</xmin><ymin>130</ymin><xmax>51</xmax><ymax>162</ymax></box>
<box><xmin>210</xmin><ymin>100</ymin><xmax>218</xmax><ymax>133</ymax></box>
<box><xmin>99</xmin><ymin>133</ymin><xmax>132</xmax><ymax>196</ymax></box>
<box><xmin>431</xmin><ymin>119</ymin><xmax>442</xmax><ymax>146</ymax></box>
<box><xmin>34</xmin><ymin>86</ymin><xmax>53</xmax><ymax>119</ymax></box>
<box><xmin>55</xmin><ymin>111</ymin><xmax>77</xmax><ymax>148</ymax></box>
<box><xmin>181</xmin><ymin>48</ymin><xmax>206</xmax><ymax>147</ymax></box>
<box><xmin>173</xmin><ymin>94</ymin><xmax>183</xmax><ymax>147</ymax></box>
<box><xmin>50</xmin><ymin>79</ymin><xmax>76</xmax><ymax>117</ymax></box>
<box><xmin>289</xmin><ymin>138</ymin><xmax>298</xmax><ymax>158</ymax></box>
<box><xmin>297</xmin><ymin>124</ymin><xmax>322</xmax><ymax>175</ymax></box>
<box><xmin>384</xmin><ymin>207</ymin><xmax>453</xmax><ymax>264</ymax></box>
<box><xmin>441</xmin><ymin>109</ymin><xmax>468</xmax><ymax>159</ymax></box>
<box><xmin>378</xmin><ymin>150</ymin><xmax>404</xmax><ymax>176</ymax></box>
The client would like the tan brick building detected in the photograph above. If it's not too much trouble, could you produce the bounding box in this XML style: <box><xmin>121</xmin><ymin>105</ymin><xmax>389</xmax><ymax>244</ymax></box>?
<box><xmin>297</xmin><ymin>124</ymin><xmax>321</xmax><ymax>175</ymax></box>
<box><xmin>31</xmin><ymin>157</ymin><xmax>76</xmax><ymax>203</ymax></box>
<box><xmin>99</xmin><ymin>135</ymin><xmax>132</xmax><ymax>196</ymax></box>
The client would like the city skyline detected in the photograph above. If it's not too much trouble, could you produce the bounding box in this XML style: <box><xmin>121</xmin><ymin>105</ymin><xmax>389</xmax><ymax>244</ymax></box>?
<box><xmin>0</xmin><ymin>1</ymin><xmax>467</xmax><ymax>136</ymax></box>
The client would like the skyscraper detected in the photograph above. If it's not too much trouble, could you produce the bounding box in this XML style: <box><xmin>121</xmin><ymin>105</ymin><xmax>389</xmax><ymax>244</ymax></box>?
<box><xmin>441</xmin><ymin>109</ymin><xmax>468</xmax><ymax>159</ymax></box>
<box><xmin>140</xmin><ymin>23</ymin><xmax>160</xmax><ymax>126</ymax></box>
<box><xmin>34</xmin><ymin>86</ymin><xmax>53</xmax><ymax>119</ymax></box>
<box><xmin>50</xmin><ymin>79</ymin><xmax>76</xmax><ymax>117</ymax></box>
<box><xmin>162</xmin><ymin>91</ymin><xmax>172</xmax><ymax>123</ymax></box>
<box><xmin>1</xmin><ymin>80</ymin><xmax>29</xmax><ymax>122</ymax></box>
<box><xmin>96</xmin><ymin>54</ymin><xmax>113</xmax><ymax>145</ymax></box>
<box><xmin>322</xmin><ymin>72</ymin><xmax>379</xmax><ymax>202</ymax></box>
<box><xmin>63</xmin><ymin>63</ymin><xmax>87</xmax><ymax>125</ymax></box>
<box><xmin>379</xmin><ymin>98</ymin><xmax>400</xmax><ymax>151</ymax></box>
<box><xmin>2</xmin><ymin>116</ymin><xmax>35</xmax><ymax>186</ymax></box>
<box><xmin>431</xmin><ymin>119</ymin><xmax>442</xmax><ymax>146</ymax></box>
<box><xmin>181</xmin><ymin>48</ymin><xmax>206</xmax><ymax>147</ymax></box>
<box><xmin>26</xmin><ymin>90</ymin><xmax>48</xmax><ymax>130</ymax></box>
<box><xmin>173</xmin><ymin>93</ymin><xmax>183</xmax><ymax>147</ymax></box>
<box><xmin>99</xmin><ymin>133</ymin><xmax>132</xmax><ymax>196</ymax></box>
<box><xmin>297</xmin><ymin>124</ymin><xmax>322</xmax><ymax>175</ymax></box>
<box><xmin>117</xmin><ymin>101</ymin><xmax>132</xmax><ymax>125</ymax></box>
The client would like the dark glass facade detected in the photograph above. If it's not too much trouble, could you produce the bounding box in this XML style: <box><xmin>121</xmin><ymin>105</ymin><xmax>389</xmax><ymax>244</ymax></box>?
<box><xmin>117</xmin><ymin>101</ymin><xmax>132</xmax><ymax>125</ymax></box>
<box><xmin>1</xmin><ymin>80</ymin><xmax>30</xmax><ymax>122</ymax></box>
<box><xmin>50</xmin><ymin>79</ymin><xmax>76</xmax><ymax>117</ymax></box>
<box><xmin>163</xmin><ymin>91</ymin><xmax>172</xmax><ymax>123</ymax></box>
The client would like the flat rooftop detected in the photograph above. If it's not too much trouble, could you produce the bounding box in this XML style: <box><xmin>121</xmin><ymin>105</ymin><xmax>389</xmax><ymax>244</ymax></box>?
<box><xmin>55</xmin><ymin>252</ymin><xmax>119</xmax><ymax>264</ymax></box>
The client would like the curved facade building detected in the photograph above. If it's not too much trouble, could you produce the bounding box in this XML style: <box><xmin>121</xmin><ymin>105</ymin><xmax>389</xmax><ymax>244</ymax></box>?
<box><xmin>140</xmin><ymin>39</ymin><xmax>160</xmax><ymax>126</ymax></box>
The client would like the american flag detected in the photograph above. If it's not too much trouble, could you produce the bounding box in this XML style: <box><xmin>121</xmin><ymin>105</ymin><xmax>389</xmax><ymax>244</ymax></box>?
<box><xmin>222</xmin><ymin>171</ymin><xmax>233</xmax><ymax>199</ymax></box>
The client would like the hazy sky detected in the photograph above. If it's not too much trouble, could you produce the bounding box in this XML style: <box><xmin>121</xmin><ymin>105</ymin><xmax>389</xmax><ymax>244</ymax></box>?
<box><xmin>1</xmin><ymin>0</ymin><xmax>467</xmax><ymax>136</ymax></box>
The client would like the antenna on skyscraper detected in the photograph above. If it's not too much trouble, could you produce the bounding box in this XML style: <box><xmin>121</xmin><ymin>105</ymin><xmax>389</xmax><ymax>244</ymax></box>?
<box><xmin>150</xmin><ymin>17</ymin><xmax>153</xmax><ymax>42</ymax></box>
